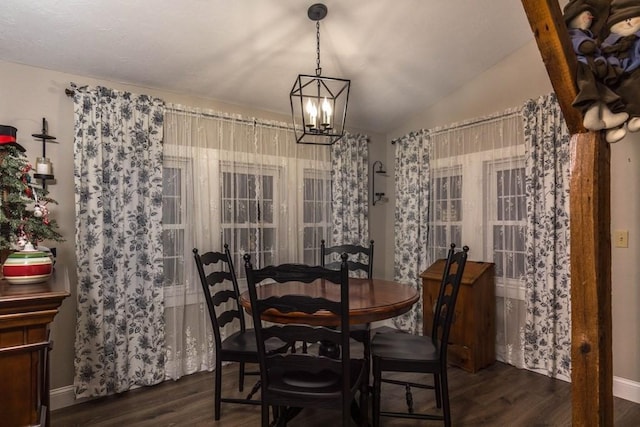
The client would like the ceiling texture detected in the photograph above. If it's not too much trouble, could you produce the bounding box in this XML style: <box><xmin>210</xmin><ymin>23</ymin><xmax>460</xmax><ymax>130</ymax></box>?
<box><xmin>0</xmin><ymin>1</ymin><xmax>535</xmax><ymax>134</ymax></box>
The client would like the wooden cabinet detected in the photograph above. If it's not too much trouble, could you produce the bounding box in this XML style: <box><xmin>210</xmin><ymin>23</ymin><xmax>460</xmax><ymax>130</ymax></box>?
<box><xmin>0</xmin><ymin>282</ymin><xmax>68</xmax><ymax>427</ymax></box>
<box><xmin>421</xmin><ymin>260</ymin><xmax>495</xmax><ymax>373</ymax></box>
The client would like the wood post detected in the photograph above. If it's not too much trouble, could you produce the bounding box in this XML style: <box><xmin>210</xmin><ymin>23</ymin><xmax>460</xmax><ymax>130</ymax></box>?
<box><xmin>569</xmin><ymin>132</ymin><xmax>613</xmax><ymax>426</ymax></box>
<box><xmin>521</xmin><ymin>1</ymin><xmax>613</xmax><ymax>425</ymax></box>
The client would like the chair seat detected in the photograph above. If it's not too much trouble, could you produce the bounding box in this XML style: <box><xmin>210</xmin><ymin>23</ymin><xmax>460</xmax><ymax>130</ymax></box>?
<box><xmin>371</xmin><ymin>331</ymin><xmax>438</xmax><ymax>364</ymax></box>
<box><xmin>350</xmin><ymin>323</ymin><xmax>370</xmax><ymax>342</ymax></box>
<box><xmin>268</xmin><ymin>359</ymin><xmax>366</xmax><ymax>402</ymax></box>
<box><xmin>221</xmin><ymin>329</ymin><xmax>287</xmax><ymax>359</ymax></box>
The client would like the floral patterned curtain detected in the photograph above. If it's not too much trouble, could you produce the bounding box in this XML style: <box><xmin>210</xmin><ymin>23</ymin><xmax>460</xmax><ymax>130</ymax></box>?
<box><xmin>523</xmin><ymin>93</ymin><xmax>572</xmax><ymax>379</ymax></box>
<box><xmin>391</xmin><ymin>130</ymin><xmax>430</xmax><ymax>334</ymax></box>
<box><xmin>329</xmin><ymin>133</ymin><xmax>369</xmax><ymax>253</ymax></box>
<box><xmin>72</xmin><ymin>85</ymin><xmax>166</xmax><ymax>398</ymax></box>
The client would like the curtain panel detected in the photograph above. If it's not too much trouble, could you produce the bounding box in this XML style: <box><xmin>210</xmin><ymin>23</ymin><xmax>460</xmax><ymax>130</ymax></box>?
<box><xmin>522</xmin><ymin>93</ymin><xmax>572</xmax><ymax>380</ymax></box>
<box><xmin>72</xmin><ymin>85</ymin><xmax>166</xmax><ymax>398</ymax></box>
<box><xmin>392</xmin><ymin>130</ymin><xmax>430</xmax><ymax>334</ymax></box>
<box><xmin>329</xmin><ymin>133</ymin><xmax>370</xmax><ymax>269</ymax></box>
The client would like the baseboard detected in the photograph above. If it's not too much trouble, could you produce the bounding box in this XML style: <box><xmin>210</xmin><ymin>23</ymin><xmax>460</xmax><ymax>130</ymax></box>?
<box><xmin>49</xmin><ymin>374</ymin><xmax>640</xmax><ymax>411</ymax></box>
<box><xmin>614</xmin><ymin>376</ymin><xmax>640</xmax><ymax>404</ymax></box>
<box><xmin>50</xmin><ymin>385</ymin><xmax>93</xmax><ymax>411</ymax></box>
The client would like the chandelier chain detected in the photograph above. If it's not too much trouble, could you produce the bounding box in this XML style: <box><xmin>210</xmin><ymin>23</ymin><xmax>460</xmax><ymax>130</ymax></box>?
<box><xmin>315</xmin><ymin>20</ymin><xmax>322</xmax><ymax>76</ymax></box>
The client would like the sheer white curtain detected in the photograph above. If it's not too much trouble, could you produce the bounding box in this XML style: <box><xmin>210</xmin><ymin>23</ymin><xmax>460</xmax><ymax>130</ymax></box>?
<box><xmin>426</xmin><ymin>109</ymin><xmax>526</xmax><ymax>368</ymax></box>
<box><xmin>393</xmin><ymin>110</ymin><xmax>527</xmax><ymax>367</ymax></box>
<box><xmin>161</xmin><ymin>105</ymin><xmax>332</xmax><ymax>379</ymax></box>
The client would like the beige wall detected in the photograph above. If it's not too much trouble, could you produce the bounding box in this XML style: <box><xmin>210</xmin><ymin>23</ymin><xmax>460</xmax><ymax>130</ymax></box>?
<box><xmin>367</xmin><ymin>39</ymin><xmax>640</xmax><ymax>385</ymax></box>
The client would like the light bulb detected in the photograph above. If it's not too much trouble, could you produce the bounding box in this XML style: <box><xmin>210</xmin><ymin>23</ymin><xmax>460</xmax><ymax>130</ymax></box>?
<box><xmin>321</xmin><ymin>97</ymin><xmax>332</xmax><ymax>127</ymax></box>
<box><xmin>306</xmin><ymin>99</ymin><xmax>318</xmax><ymax>129</ymax></box>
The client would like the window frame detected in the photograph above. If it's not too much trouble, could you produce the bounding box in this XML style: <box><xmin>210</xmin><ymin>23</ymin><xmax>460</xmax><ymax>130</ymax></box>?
<box><xmin>430</xmin><ymin>166</ymin><xmax>463</xmax><ymax>260</ymax></box>
<box><xmin>162</xmin><ymin>156</ymin><xmax>196</xmax><ymax>305</ymax></box>
<box><xmin>484</xmin><ymin>157</ymin><xmax>526</xmax><ymax>300</ymax></box>
<box><xmin>301</xmin><ymin>168</ymin><xmax>332</xmax><ymax>265</ymax></box>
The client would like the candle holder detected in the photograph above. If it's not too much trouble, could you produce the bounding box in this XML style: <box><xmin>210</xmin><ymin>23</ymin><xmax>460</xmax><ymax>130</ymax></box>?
<box><xmin>32</xmin><ymin>118</ymin><xmax>57</xmax><ymax>186</ymax></box>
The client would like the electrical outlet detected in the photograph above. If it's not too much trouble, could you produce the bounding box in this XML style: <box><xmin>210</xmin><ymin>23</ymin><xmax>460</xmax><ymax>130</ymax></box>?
<box><xmin>614</xmin><ymin>230</ymin><xmax>629</xmax><ymax>248</ymax></box>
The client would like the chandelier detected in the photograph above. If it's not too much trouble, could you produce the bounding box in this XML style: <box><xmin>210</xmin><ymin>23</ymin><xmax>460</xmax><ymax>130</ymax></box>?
<box><xmin>290</xmin><ymin>3</ymin><xmax>350</xmax><ymax>145</ymax></box>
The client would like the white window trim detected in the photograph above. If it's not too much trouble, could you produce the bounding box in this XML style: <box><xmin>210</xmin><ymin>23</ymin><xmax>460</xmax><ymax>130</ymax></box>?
<box><xmin>485</xmin><ymin>156</ymin><xmax>526</xmax><ymax>300</ymax></box>
<box><xmin>430</xmin><ymin>145</ymin><xmax>525</xmax><ymax>300</ymax></box>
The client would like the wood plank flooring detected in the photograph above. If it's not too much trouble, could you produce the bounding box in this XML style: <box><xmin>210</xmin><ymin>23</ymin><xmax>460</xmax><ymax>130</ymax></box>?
<box><xmin>52</xmin><ymin>361</ymin><xmax>640</xmax><ymax>426</ymax></box>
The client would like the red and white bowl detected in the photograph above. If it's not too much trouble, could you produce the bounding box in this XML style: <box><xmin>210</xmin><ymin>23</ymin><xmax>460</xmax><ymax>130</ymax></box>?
<box><xmin>2</xmin><ymin>249</ymin><xmax>53</xmax><ymax>285</ymax></box>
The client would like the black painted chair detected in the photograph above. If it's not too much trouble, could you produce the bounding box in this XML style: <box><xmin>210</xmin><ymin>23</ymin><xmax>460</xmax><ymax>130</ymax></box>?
<box><xmin>193</xmin><ymin>245</ymin><xmax>287</xmax><ymax>420</ymax></box>
<box><xmin>371</xmin><ymin>243</ymin><xmax>469</xmax><ymax>427</ymax></box>
<box><xmin>320</xmin><ymin>239</ymin><xmax>374</xmax><ymax>278</ymax></box>
<box><xmin>320</xmin><ymin>239</ymin><xmax>375</xmax><ymax>351</ymax></box>
<box><xmin>244</xmin><ymin>253</ymin><xmax>368</xmax><ymax>427</ymax></box>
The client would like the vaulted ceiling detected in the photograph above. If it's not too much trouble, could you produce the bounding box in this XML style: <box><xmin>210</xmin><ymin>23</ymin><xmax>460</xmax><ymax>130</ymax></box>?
<box><xmin>0</xmin><ymin>1</ymin><xmax>534</xmax><ymax>133</ymax></box>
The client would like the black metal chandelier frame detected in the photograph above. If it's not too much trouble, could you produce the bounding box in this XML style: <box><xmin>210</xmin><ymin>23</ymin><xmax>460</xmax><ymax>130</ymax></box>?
<box><xmin>290</xmin><ymin>3</ymin><xmax>350</xmax><ymax>146</ymax></box>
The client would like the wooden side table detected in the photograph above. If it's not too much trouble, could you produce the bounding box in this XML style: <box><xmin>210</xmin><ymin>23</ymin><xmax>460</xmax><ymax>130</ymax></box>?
<box><xmin>0</xmin><ymin>282</ymin><xmax>68</xmax><ymax>427</ymax></box>
<box><xmin>421</xmin><ymin>260</ymin><xmax>495</xmax><ymax>373</ymax></box>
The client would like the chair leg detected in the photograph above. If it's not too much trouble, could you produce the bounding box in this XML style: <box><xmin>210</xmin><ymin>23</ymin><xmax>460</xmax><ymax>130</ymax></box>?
<box><xmin>214</xmin><ymin>358</ymin><xmax>222</xmax><ymax>420</ymax></box>
<box><xmin>238</xmin><ymin>361</ymin><xmax>246</xmax><ymax>392</ymax></box>
<box><xmin>404</xmin><ymin>383</ymin><xmax>414</xmax><ymax>414</ymax></box>
<box><xmin>359</xmin><ymin>379</ymin><xmax>369</xmax><ymax>427</ymax></box>
<box><xmin>262</xmin><ymin>403</ymin><xmax>271</xmax><ymax>427</ymax></box>
<box><xmin>441</xmin><ymin>370</ymin><xmax>451</xmax><ymax>427</ymax></box>
<box><xmin>434</xmin><ymin>373</ymin><xmax>442</xmax><ymax>408</ymax></box>
<box><xmin>372</xmin><ymin>358</ymin><xmax>381</xmax><ymax>427</ymax></box>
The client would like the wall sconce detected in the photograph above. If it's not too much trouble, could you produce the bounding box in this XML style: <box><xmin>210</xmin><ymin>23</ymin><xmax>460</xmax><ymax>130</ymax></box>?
<box><xmin>372</xmin><ymin>160</ymin><xmax>387</xmax><ymax>206</ymax></box>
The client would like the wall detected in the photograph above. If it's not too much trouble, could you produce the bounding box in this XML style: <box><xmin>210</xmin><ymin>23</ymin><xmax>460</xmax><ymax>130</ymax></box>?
<box><xmin>370</xmin><ymin>39</ymin><xmax>640</xmax><ymax>399</ymax></box>
<box><xmin>0</xmin><ymin>59</ymin><xmax>383</xmax><ymax>406</ymax></box>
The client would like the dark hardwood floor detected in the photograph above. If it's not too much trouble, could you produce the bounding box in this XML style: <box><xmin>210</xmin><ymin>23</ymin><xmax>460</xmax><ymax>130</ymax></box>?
<box><xmin>52</xmin><ymin>361</ymin><xmax>640</xmax><ymax>426</ymax></box>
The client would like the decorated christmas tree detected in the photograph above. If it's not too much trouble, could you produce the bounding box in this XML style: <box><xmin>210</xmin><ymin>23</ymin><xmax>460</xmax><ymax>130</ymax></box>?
<box><xmin>0</xmin><ymin>125</ymin><xmax>63</xmax><ymax>253</ymax></box>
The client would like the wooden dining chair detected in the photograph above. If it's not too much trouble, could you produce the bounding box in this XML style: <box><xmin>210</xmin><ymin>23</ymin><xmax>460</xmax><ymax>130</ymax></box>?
<box><xmin>320</xmin><ymin>239</ymin><xmax>375</xmax><ymax>351</ymax></box>
<box><xmin>370</xmin><ymin>243</ymin><xmax>469</xmax><ymax>427</ymax></box>
<box><xmin>244</xmin><ymin>253</ymin><xmax>369</xmax><ymax>427</ymax></box>
<box><xmin>193</xmin><ymin>245</ymin><xmax>287</xmax><ymax>420</ymax></box>
<box><xmin>320</xmin><ymin>239</ymin><xmax>374</xmax><ymax>278</ymax></box>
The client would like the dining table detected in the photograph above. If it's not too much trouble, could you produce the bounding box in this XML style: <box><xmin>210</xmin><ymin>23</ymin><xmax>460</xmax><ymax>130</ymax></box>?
<box><xmin>239</xmin><ymin>277</ymin><xmax>420</xmax><ymax>327</ymax></box>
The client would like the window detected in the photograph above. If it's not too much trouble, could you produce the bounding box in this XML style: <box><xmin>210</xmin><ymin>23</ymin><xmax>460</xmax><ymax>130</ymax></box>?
<box><xmin>221</xmin><ymin>164</ymin><xmax>279</xmax><ymax>276</ymax></box>
<box><xmin>162</xmin><ymin>161</ymin><xmax>188</xmax><ymax>289</ymax></box>
<box><xmin>432</xmin><ymin>170</ymin><xmax>462</xmax><ymax>260</ymax></box>
<box><xmin>428</xmin><ymin>150</ymin><xmax>525</xmax><ymax>299</ymax></box>
<box><xmin>486</xmin><ymin>160</ymin><xmax>526</xmax><ymax>299</ymax></box>
<box><xmin>302</xmin><ymin>170</ymin><xmax>332</xmax><ymax>265</ymax></box>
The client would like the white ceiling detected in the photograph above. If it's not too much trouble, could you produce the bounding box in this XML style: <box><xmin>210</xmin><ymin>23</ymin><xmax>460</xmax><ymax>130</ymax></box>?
<box><xmin>0</xmin><ymin>1</ymin><xmax>534</xmax><ymax>134</ymax></box>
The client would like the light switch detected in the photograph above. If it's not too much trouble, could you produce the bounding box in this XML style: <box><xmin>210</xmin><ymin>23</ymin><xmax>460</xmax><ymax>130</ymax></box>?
<box><xmin>614</xmin><ymin>230</ymin><xmax>629</xmax><ymax>248</ymax></box>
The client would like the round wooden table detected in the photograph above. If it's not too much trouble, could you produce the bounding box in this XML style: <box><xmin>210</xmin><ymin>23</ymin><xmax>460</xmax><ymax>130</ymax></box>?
<box><xmin>239</xmin><ymin>277</ymin><xmax>419</xmax><ymax>326</ymax></box>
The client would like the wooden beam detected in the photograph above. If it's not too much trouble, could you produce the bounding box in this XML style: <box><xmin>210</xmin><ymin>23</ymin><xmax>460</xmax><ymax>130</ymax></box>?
<box><xmin>521</xmin><ymin>0</ymin><xmax>585</xmax><ymax>134</ymax></box>
<box><xmin>569</xmin><ymin>132</ymin><xmax>612</xmax><ymax>426</ymax></box>
<box><xmin>521</xmin><ymin>1</ymin><xmax>613</xmax><ymax>425</ymax></box>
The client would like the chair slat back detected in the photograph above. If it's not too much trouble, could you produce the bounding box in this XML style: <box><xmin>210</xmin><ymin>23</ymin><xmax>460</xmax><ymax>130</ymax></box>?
<box><xmin>432</xmin><ymin>243</ymin><xmax>469</xmax><ymax>362</ymax></box>
<box><xmin>320</xmin><ymin>239</ymin><xmax>374</xmax><ymax>278</ymax></box>
<box><xmin>193</xmin><ymin>244</ymin><xmax>245</xmax><ymax>348</ymax></box>
<box><xmin>244</xmin><ymin>253</ymin><xmax>352</xmax><ymax>407</ymax></box>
